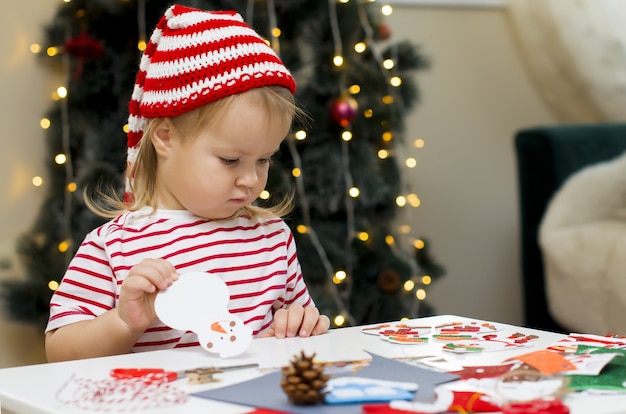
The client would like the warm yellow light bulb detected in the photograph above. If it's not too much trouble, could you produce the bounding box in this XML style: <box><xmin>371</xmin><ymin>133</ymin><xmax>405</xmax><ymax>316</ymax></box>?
<box><xmin>348</xmin><ymin>187</ymin><xmax>360</xmax><ymax>198</ymax></box>
<box><xmin>259</xmin><ymin>190</ymin><xmax>270</xmax><ymax>200</ymax></box>
<box><xmin>54</xmin><ymin>154</ymin><xmax>67</xmax><ymax>164</ymax></box>
<box><xmin>403</xmin><ymin>280</ymin><xmax>415</xmax><ymax>292</ymax></box>
<box><xmin>333</xmin><ymin>55</ymin><xmax>344</xmax><ymax>67</ymax></box>
<box><xmin>407</xmin><ymin>193</ymin><xmax>420</xmax><ymax>207</ymax></box>
<box><xmin>292</xmin><ymin>167</ymin><xmax>301</xmax><ymax>177</ymax></box>
<box><xmin>381</xmin><ymin>5</ymin><xmax>393</xmax><ymax>16</ymax></box>
<box><xmin>138</xmin><ymin>40</ymin><xmax>147</xmax><ymax>51</ymax></box>
<box><xmin>48</xmin><ymin>280</ymin><xmax>60</xmax><ymax>291</ymax></box>
<box><xmin>383</xmin><ymin>59</ymin><xmax>394</xmax><ymax>69</ymax></box>
<box><xmin>390</xmin><ymin>76</ymin><xmax>402</xmax><ymax>87</ymax></box>
<box><xmin>414</xmin><ymin>138</ymin><xmax>425</xmax><ymax>148</ymax></box>
<box><xmin>341</xmin><ymin>131</ymin><xmax>352</xmax><ymax>142</ymax></box>
<box><xmin>422</xmin><ymin>275</ymin><xmax>432</xmax><ymax>285</ymax></box>
<box><xmin>335</xmin><ymin>270</ymin><xmax>347</xmax><ymax>281</ymax></box>
<box><xmin>40</xmin><ymin>118</ymin><xmax>51</xmax><ymax>129</ymax></box>
<box><xmin>272</xmin><ymin>27</ymin><xmax>281</xmax><ymax>37</ymax></box>
<box><xmin>349</xmin><ymin>84</ymin><xmax>361</xmax><ymax>94</ymax></box>
<box><xmin>413</xmin><ymin>239</ymin><xmax>425</xmax><ymax>249</ymax></box>
<box><xmin>354</xmin><ymin>42</ymin><xmax>367</xmax><ymax>53</ymax></box>
<box><xmin>334</xmin><ymin>314</ymin><xmax>346</xmax><ymax>326</ymax></box>
<box><xmin>395</xmin><ymin>195</ymin><xmax>407</xmax><ymax>207</ymax></box>
<box><xmin>294</xmin><ymin>130</ymin><xmax>307</xmax><ymax>140</ymax></box>
<box><xmin>30</xmin><ymin>43</ymin><xmax>41</xmax><ymax>54</ymax></box>
<box><xmin>415</xmin><ymin>289</ymin><xmax>426</xmax><ymax>300</ymax></box>
<box><xmin>67</xmin><ymin>182</ymin><xmax>77</xmax><ymax>192</ymax></box>
<box><xmin>32</xmin><ymin>176</ymin><xmax>43</xmax><ymax>187</ymax></box>
<box><xmin>385</xmin><ymin>235</ymin><xmax>395</xmax><ymax>245</ymax></box>
<box><xmin>382</xmin><ymin>132</ymin><xmax>392</xmax><ymax>142</ymax></box>
<box><xmin>296</xmin><ymin>224</ymin><xmax>308</xmax><ymax>234</ymax></box>
<box><xmin>405</xmin><ymin>158</ymin><xmax>417</xmax><ymax>168</ymax></box>
<box><xmin>58</xmin><ymin>240</ymin><xmax>70</xmax><ymax>253</ymax></box>
<box><xmin>358</xmin><ymin>232</ymin><xmax>369</xmax><ymax>241</ymax></box>
<box><xmin>378</xmin><ymin>149</ymin><xmax>389</xmax><ymax>159</ymax></box>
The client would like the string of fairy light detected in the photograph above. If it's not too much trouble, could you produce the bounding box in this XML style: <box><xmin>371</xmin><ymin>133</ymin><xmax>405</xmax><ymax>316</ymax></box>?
<box><xmin>29</xmin><ymin>0</ymin><xmax>431</xmax><ymax>325</ymax></box>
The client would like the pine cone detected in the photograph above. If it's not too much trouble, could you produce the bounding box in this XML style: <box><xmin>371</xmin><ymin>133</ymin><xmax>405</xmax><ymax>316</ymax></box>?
<box><xmin>280</xmin><ymin>351</ymin><xmax>329</xmax><ymax>405</ymax></box>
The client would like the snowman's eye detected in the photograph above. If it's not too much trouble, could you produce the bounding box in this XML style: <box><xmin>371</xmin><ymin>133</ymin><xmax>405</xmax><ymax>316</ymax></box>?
<box><xmin>230</xmin><ymin>335</ymin><xmax>236</xmax><ymax>342</ymax></box>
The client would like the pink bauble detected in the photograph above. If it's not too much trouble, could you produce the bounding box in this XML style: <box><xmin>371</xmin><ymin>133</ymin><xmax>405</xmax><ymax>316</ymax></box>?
<box><xmin>330</xmin><ymin>95</ymin><xmax>359</xmax><ymax>127</ymax></box>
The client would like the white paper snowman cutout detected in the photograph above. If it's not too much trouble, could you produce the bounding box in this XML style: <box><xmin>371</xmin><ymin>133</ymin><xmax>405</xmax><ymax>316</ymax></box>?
<box><xmin>154</xmin><ymin>272</ymin><xmax>252</xmax><ymax>358</ymax></box>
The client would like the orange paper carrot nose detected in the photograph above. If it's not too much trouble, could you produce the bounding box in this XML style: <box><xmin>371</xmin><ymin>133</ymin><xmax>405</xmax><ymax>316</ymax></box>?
<box><xmin>211</xmin><ymin>320</ymin><xmax>227</xmax><ymax>333</ymax></box>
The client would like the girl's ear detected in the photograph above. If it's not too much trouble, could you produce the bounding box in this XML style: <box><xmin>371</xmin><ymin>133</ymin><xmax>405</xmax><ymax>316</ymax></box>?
<box><xmin>151</xmin><ymin>119</ymin><xmax>174</xmax><ymax>157</ymax></box>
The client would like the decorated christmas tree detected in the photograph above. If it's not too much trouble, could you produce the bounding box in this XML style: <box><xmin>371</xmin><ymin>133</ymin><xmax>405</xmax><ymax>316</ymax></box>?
<box><xmin>1</xmin><ymin>0</ymin><xmax>442</xmax><ymax>329</ymax></box>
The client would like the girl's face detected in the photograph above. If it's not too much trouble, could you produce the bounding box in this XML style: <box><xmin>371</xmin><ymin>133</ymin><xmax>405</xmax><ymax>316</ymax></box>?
<box><xmin>152</xmin><ymin>92</ymin><xmax>290</xmax><ymax>220</ymax></box>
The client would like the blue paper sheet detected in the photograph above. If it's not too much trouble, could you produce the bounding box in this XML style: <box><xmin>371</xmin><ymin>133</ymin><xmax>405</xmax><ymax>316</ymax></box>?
<box><xmin>193</xmin><ymin>352</ymin><xmax>459</xmax><ymax>413</ymax></box>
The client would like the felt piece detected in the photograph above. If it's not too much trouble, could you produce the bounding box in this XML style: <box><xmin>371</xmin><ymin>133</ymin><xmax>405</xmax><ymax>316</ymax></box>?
<box><xmin>567</xmin><ymin>363</ymin><xmax>626</xmax><ymax>391</ymax></box>
<box><xmin>324</xmin><ymin>377</ymin><xmax>417</xmax><ymax>404</ymax></box>
<box><xmin>449</xmin><ymin>364</ymin><xmax>515</xmax><ymax>380</ymax></box>
<box><xmin>504</xmin><ymin>350</ymin><xmax>576</xmax><ymax>374</ymax></box>
<box><xmin>568</xmin><ymin>345</ymin><xmax>626</xmax><ymax>391</ymax></box>
<box><xmin>193</xmin><ymin>353</ymin><xmax>459</xmax><ymax>413</ymax></box>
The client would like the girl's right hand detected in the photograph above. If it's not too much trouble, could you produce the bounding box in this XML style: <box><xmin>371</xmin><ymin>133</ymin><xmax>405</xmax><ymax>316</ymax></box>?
<box><xmin>117</xmin><ymin>258</ymin><xmax>179</xmax><ymax>332</ymax></box>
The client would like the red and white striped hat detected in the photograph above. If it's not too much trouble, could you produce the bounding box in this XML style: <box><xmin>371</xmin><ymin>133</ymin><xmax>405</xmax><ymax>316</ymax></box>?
<box><xmin>126</xmin><ymin>4</ymin><xmax>296</xmax><ymax>177</ymax></box>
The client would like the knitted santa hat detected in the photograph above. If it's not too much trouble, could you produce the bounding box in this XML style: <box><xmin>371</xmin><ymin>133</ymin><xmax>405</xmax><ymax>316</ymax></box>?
<box><xmin>126</xmin><ymin>4</ymin><xmax>296</xmax><ymax>195</ymax></box>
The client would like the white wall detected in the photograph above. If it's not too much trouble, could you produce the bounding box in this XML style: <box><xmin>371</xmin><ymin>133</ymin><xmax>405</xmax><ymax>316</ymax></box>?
<box><xmin>388</xmin><ymin>6</ymin><xmax>556</xmax><ymax>324</ymax></box>
<box><xmin>0</xmin><ymin>2</ymin><xmax>557</xmax><ymax>367</ymax></box>
<box><xmin>0</xmin><ymin>0</ymin><xmax>60</xmax><ymax>367</ymax></box>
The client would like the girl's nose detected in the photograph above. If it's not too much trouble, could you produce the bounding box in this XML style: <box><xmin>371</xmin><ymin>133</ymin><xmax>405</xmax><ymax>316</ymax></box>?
<box><xmin>236</xmin><ymin>167</ymin><xmax>259</xmax><ymax>187</ymax></box>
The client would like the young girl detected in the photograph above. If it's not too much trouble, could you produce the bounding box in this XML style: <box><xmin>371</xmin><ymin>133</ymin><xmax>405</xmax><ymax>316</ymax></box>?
<box><xmin>45</xmin><ymin>4</ymin><xmax>330</xmax><ymax>362</ymax></box>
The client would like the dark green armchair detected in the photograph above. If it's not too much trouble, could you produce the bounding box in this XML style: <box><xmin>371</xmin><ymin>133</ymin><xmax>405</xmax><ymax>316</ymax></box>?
<box><xmin>514</xmin><ymin>123</ymin><xmax>626</xmax><ymax>333</ymax></box>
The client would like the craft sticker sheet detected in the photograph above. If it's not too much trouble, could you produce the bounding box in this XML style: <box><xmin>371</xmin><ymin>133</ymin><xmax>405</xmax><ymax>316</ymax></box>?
<box><xmin>562</xmin><ymin>344</ymin><xmax>626</xmax><ymax>376</ymax></box>
<box><xmin>432</xmin><ymin>319</ymin><xmax>503</xmax><ymax>342</ymax></box>
<box><xmin>361</xmin><ymin>322</ymin><xmax>430</xmax><ymax>336</ymax></box>
<box><xmin>361</xmin><ymin>321</ymin><xmax>430</xmax><ymax>345</ymax></box>
<box><xmin>155</xmin><ymin>272</ymin><xmax>252</xmax><ymax>358</ymax></box>
<box><xmin>441</xmin><ymin>332</ymin><xmax>540</xmax><ymax>354</ymax></box>
<box><xmin>547</xmin><ymin>334</ymin><xmax>626</xmax><ymax>354</ymax></box>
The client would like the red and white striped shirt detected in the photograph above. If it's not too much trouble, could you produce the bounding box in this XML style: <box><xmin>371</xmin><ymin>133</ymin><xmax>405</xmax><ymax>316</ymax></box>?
<box><xmin>46</xmin><ymin>208</ymin><xmax>313</xmax><ymax>352</ymax></box>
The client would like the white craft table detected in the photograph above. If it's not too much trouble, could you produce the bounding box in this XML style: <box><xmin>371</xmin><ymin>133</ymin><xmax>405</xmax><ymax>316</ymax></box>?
<box><xmin>1</xmin><ymin>315</ymin><xmax>625</xmax><ymax>413</ymax></box>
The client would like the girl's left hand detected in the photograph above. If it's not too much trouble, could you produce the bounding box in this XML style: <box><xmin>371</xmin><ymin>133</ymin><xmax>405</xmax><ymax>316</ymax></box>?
<box><xmin>261</xmin><ymin>304</ymin><xmax>330</xmax><ymax>338</ymax></box>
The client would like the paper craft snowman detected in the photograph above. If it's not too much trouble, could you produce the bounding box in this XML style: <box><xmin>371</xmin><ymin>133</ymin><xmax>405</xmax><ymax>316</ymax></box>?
<box><xmin>154</xmin><ymin>272</ymin><xmax>252</xmax><ymax>358</ymax></box>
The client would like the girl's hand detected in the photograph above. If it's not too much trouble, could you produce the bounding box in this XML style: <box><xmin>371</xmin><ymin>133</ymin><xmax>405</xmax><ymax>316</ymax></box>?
<box><xmin>260</xmin><ymin>304</ymin><xmax>330</xmax><ymax>338</ymax></box>
<box><xmin>117</xmin><ymin>258</ymin><xmax>178</xmax><ymax>332</ymax></box>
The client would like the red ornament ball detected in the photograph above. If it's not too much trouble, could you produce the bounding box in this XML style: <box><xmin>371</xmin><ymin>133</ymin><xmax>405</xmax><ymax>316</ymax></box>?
<box><xmin>329</xmin><ymin>95</ymin><xmax>359</xmax><ymax>128</ymax></box>
<box><xmin>378</xmin><ymin>23</ymin><xmax>392</xmax><ymax>41</ymax></box>
<box><xmin>64</xmin><ymin>32</ymin><xmax>104</xmax><ymax>60</ymax></box>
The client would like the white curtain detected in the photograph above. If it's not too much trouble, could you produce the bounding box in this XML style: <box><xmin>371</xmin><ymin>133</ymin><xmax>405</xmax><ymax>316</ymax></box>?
<box><xmin>506</xmin><ymin>0</ymin><xmax>626</xmax><ymax>123</ymax></box>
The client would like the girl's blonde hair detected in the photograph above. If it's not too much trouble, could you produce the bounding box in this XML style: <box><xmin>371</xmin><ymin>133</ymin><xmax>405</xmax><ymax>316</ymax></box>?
<box><xmin>85</xmin><ymin>86</ymin><xmax>304</xmax><ymax>220</ymax></box>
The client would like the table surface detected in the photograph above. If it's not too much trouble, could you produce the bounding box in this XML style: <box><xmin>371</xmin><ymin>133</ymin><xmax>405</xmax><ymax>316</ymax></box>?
<box><xmin>1</xmin><ymin>314</ymin><xmax>625</xmax><ymax>414</ymax></box>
